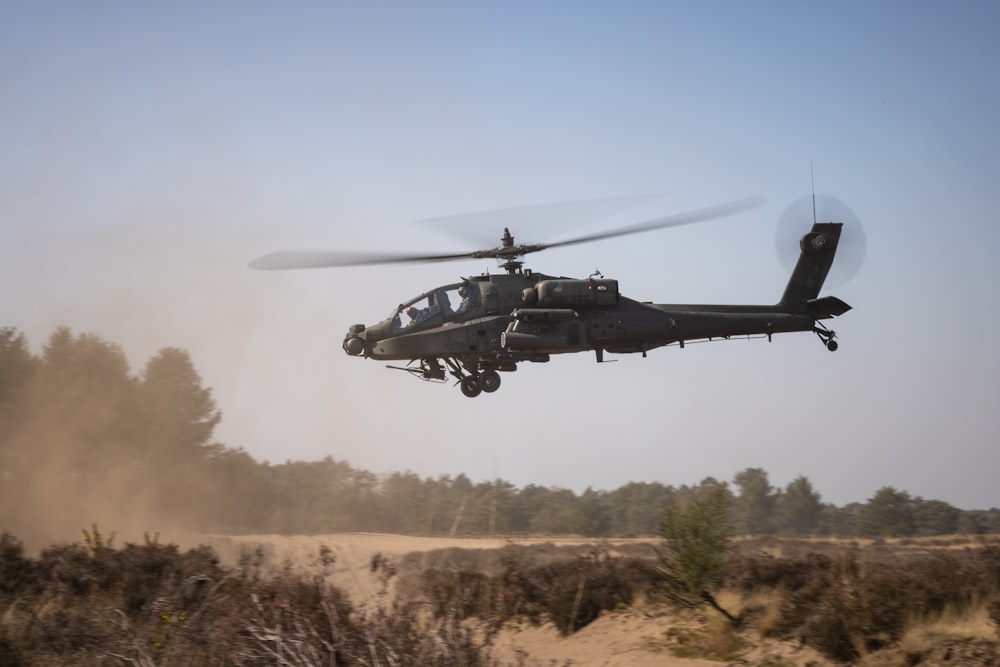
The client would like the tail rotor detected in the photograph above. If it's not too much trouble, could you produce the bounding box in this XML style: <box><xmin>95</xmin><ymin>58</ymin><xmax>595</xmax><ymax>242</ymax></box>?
<box><xmin>776</xmin><ymin>194</ymin><xmax>866</xmax><ymax>288</ymax></box>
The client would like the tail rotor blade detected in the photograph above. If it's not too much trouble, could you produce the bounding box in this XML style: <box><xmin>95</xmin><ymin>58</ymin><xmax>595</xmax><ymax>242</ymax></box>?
<box><xmin>777</xmin><ymin>194</ymin><xmax>866</xmax><ymax>287</ymax></box>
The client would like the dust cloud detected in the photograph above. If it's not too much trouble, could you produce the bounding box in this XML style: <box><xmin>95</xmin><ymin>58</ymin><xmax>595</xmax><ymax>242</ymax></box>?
<box><xmin>0</xmin><ymin>429</ymin><xmax>216</xmax><ymax>552</ymax></box>
<box><xmin>0</xmin><ymin>326</ymin><xmax>231</xmax><ymax>551</ymax></box>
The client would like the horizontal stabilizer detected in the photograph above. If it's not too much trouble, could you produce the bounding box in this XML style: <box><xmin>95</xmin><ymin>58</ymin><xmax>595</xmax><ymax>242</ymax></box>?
<box><xmin>807</xmin><ymin>296</ymin><xmax>852</xmax><ymax>319</ymax></box>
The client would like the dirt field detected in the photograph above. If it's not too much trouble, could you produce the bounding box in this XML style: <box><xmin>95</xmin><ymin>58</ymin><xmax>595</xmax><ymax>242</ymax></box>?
<box><xmin>196</xmin><ymin>532</ymin><xmax>838</xmax><ymax>666</ymax></box>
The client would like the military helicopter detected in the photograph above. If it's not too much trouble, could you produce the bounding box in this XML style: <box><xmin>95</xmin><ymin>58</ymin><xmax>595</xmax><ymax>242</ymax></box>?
<box><xmin>250</xmin><ymin>197</ymin><xmax>854</xmax><ymax>397</ymax></box>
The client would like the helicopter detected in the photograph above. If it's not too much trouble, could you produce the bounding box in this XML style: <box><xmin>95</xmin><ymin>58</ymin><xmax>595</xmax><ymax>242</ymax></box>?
<box><xmin>250</xmin><ymin>198</ymin><xmax>853</xmax><ymax>397</ymax></box>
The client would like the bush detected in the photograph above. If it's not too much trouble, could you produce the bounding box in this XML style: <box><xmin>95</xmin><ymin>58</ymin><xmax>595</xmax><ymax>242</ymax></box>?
<box><xmin>989</xmin><ymin>596</ymin><xmax>1000</xmax><ymax>637</ymax></box>
<box><xmin>0</xmin><ymin>535</ymin><xmax>500</xmax><ymax>666</ymax></box>
<box><xmin>413</xmin><ymin>545</ymin><xmax>662</xmax><ymax>636</ymax></box>
<box><xmin>515</xmin><ymin>551</ymin><xmax>659</xmax><ymax>635</ymax></box>
<box><xmin>659</xmin><ymin>487</ymin><xmax>736</xmax><ymax>622</ymax></box>
<box><xmin>727</xmin><ymin>546</ymin><xmax>1000</xmax><ymax>662</ymax></box>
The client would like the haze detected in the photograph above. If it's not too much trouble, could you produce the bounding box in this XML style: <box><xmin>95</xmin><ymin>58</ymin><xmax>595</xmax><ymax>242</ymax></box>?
<box><xmin>2</xmin><ymin>1</ymin><xmax>998</xmax><ymax>510</ymax></box>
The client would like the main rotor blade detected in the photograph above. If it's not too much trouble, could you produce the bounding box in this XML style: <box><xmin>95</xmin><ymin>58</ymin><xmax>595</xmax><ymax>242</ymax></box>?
<box><xmin>249</xmin><ymin>197</ymin><xmax>764</xmax><ymax>270</ymax></box>
<box><xmin>248</xmin><ymin>249</ymin><xmax>481</xmax><ymax>270</ymax></box>
<box><xmin>535</xmin><ymin>197</ymin><xmax>765</xmax><ymax>252</ymax></box>
<box><xmin>416</xmin><ymin>193</ymin><xmax>665</xmax><ymax>248</ymax></box>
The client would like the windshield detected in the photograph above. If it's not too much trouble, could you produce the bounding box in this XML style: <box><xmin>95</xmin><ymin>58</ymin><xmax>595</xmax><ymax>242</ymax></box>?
<box><xmin>389</xmin><ymin>282</ymin><xmax>481</xmax><ymax>331</ymax></box>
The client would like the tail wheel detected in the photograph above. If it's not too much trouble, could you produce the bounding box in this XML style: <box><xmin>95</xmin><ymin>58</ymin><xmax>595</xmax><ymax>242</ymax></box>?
<box><xmin>479</xmin><ymin>370</ymin><xmax>501</xmax><ymax>393</ymax></box>
<box><xmin>814</xmin><ymin>324</ymin><xmax>839</xmax><ymax>351</ymax></box>
<box><xmin>460</xmin><ymin>376</ymin><xmax>482</xmax><ymax>397</ymax></box>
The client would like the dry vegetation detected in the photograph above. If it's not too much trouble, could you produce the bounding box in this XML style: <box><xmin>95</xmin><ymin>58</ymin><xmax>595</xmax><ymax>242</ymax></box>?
<box><xmin>4</xmin><ymin>329</ymin><xmax>1000</xmax><ymax>664</ymax></box>
<box><xmin>2</xmin><ymin>531</ymin><xmax>999</xmax><ymax>666</ymax></box>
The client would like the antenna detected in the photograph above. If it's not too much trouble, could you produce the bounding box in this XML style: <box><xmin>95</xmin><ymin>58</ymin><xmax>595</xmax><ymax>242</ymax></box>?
<box><xmin>811</xmin><ymin>161</ymin><xmax>817</xmax><ymax>225</ymax></box>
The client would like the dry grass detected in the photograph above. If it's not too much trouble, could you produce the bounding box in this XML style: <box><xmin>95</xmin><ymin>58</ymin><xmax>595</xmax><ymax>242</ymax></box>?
<box><xmin>704</xmin><ymin>614</ymin><xmax>743</xmax><ymax>660</ymax></box>
<box><xmin>643</xmin><ymin>612</ymin><xmax>742</xmax><ymax>662</ymax></box>
<box><xmin>739</xmin><ymin>589</ymin><xmax>786</xmax><ymax>638</ymax></box>
<box><xmin>900</xmin><ymin>601</ymin><xmax>999</xmax><ymax>651</ymax></box>
<box><xmin>5</xmin><ymin>532</ymin><xmax>1000</xmax><ymax>666</ymax></box>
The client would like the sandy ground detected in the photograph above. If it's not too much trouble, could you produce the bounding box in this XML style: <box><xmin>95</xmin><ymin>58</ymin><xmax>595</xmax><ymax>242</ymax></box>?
<box><xmin>491</xmin><ymin>613</ymin><xmax>723</xmax><ymax>667</ymax></box>
<box><xmin>201</xmin><ymin>533</ymin><xmax>658</xmax><ymax>602</ymax></box>
<box><xmin>195</xmin><ymin>533</ymin><xmax>834</xmax><ymax>667</ymax></box>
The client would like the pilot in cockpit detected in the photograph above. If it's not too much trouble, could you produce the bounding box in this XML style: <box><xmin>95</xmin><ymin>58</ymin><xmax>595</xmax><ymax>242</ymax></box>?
<box><xmin>457</xmin><ymin>283</ymin><xmax>479</xmax><ymax>312</ymax></box>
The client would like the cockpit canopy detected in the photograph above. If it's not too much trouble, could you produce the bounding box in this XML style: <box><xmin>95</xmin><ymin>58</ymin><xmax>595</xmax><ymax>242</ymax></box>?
<box><xmin>389</xmin><ymin>282</ymin><xmax>481</xmax><ymax>332</ymax></box>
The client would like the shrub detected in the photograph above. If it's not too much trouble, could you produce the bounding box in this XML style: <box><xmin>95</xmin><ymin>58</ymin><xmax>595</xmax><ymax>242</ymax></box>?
<box><xmin>520</xmin><ymin>551</ymin><xmax>659</xmax><ymax>635</ymax></box>
<box><xmin>727</xmin><ymin>546</ymin><xmax>1000</xmax><ymax>662</ymax></box>
<box><xmin>988</xmin><ymin>596</ymin><xmax>1000</xmax><ymax>638</ymax></box>
<box><xmin>0</xmin><ymin>534</ymin><xmax>500</xmax><ymax>666</ymax></box>
<box><xmin>659</xmin><ymin>487</ymin><xmax>736</xmax><ymax>622</ymax></box>
<box><xmin>414</xmin><ymin>546</ymin><xmax>661</xmax><ymax>636</ymax></box>
<box><xmin>0</xmin><ymin>532</ymin><xmax>28</xmax><ymax>596</ymax></box>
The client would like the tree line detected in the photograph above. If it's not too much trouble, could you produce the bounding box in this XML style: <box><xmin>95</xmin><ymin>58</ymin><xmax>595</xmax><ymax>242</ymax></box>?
<box><xmin>1</xmin><ymin>326</ymin><xmax>998</xmax><ymax>545</ymax></box>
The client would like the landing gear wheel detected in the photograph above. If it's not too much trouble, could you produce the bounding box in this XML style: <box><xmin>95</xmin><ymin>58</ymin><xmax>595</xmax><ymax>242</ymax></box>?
<box><xmin>479</xmin><ymin>369</ymin><xmax>501</xmax><ymax>393</ymax></box>
<box><xmin>460</xmin><ymin>376</ymin><xmax>482</xmax><ymax>398</ymax></box>
<box><xmin>813</xmin><ymin>325</ymin><xmax>839</xmax><ymax>352</ymax></box>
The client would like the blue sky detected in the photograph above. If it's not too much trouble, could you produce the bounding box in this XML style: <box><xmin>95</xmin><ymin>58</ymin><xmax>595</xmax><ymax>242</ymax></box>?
<box><xmin>3</xmin><ymin>1</ymin><xmax>999</xmax><ymax>509</ymax></box>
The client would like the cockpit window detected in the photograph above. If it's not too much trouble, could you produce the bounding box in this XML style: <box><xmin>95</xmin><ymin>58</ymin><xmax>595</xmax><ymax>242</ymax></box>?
<box><xmin>391</xmin><ymin>283</ymin><xmax>481</xmax><ymax>332</ymax></box>
<box><xmin>399</xmin><ymin>295</ymin><xmax>433</xmax><ymax>328</ymax></box>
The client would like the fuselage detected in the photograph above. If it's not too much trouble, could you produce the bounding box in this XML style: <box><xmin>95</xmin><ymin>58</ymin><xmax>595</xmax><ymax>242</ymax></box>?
<box><xmin>343</xmin><ymin>271</ymin><xmax>817</xmax><ymax>361</ymax></box>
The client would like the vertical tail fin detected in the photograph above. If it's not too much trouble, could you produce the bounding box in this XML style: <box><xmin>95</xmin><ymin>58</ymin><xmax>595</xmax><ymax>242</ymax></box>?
<box><xmin>780</xmin><ymin>222</ymin><xmax>842</xmax><ymax>312</ymax></box>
